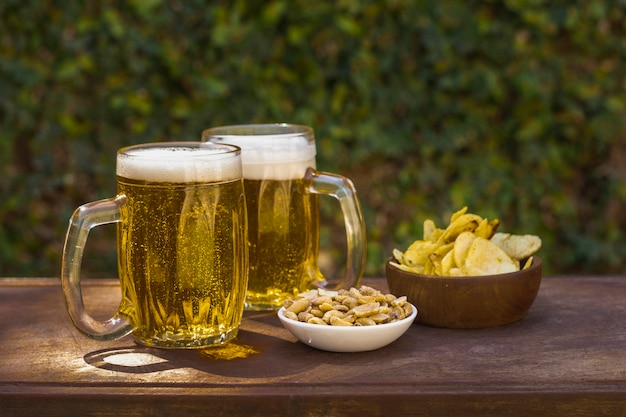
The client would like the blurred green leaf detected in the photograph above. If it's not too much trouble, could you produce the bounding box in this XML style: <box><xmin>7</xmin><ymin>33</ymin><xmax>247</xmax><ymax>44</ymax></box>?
<box><xmin>0</xmin><ymin>0</ymin><xmax>625</xmax><ymax>277</ymax></box>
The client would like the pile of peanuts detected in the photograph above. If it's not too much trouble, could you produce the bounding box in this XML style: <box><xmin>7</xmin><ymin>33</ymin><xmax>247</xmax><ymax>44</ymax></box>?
<box><xmin>282</xmin><ymin>285</ymin><xmax>414</xmax><ymax>326</ymax></box>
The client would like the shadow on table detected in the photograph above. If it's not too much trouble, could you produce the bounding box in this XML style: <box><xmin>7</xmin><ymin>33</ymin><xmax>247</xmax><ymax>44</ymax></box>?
<box><xmin>82</xmin><ymin>311</ymin><xmax>322</xmax><ymax>379</ymax></box>
<box><xmin>82</xmin><ymin>307</ymin><xmax>435</xmax><ymax>379</ymax></box>
<box><xmin>83</xmin><ymin>332</ymin><xmax>318</xmax><ymax>378</ymax></box>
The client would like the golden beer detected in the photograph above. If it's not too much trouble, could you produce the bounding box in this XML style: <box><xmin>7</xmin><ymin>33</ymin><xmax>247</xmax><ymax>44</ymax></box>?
<box><xmin>115</xmin><ymin>144</ymin><xmax>247</xmax><ymax>348</ymax></box>
<box><xmin>243</xmin><ymin>177</ymin><xmax>323</xmax><ymax>309</ymax></box>
<box><xmin>203</xmin><ymin>124</ymin><xmax>366</xmax><ymax>311</ymax></box>
<box><xmin>235</xmin><ymin>142</ymin><xmax>323</xmax><ymax>310</ymax></box>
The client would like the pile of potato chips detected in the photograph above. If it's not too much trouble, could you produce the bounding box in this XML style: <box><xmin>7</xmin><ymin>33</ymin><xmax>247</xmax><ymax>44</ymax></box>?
<box><xmin>392</xmin><ymin>207</ymin><xmax>542</xmax><ymax>276</ymax></box>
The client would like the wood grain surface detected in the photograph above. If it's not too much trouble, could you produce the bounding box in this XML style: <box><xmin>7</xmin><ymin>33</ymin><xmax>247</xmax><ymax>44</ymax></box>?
<box><xmin>1</xmin><ymin>276</ymin><xmax>625</xmax><ymax>416</ymax></box>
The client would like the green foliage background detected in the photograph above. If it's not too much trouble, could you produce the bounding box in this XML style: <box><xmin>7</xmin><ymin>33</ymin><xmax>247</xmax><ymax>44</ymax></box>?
<box><xmin>1</xmin><ymin>0</ymin><xmax>625</xmax><ymax>277</ymax></box>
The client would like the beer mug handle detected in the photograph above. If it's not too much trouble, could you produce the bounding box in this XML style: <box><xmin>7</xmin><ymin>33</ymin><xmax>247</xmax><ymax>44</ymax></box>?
<box><xmin>305</xmin><ymin>167</ymin><xmax>366</xmax><ymax>289</ymax></box>
<box><xmin>61</xmin><ymin>195</ymin><xmax>134</xmax><ymax>341</ymax></box>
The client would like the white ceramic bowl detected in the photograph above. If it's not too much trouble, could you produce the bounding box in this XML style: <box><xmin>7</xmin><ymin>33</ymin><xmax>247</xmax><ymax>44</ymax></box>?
<box><xmin>277</xmin><ymin>303</ymin><xmax>417</xmax><ymax>353</ymax></box>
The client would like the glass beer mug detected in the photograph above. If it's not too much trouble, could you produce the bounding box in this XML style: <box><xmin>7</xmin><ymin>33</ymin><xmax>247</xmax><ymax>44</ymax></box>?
<box><xmin>61</xmin><ymin>142</ymin><xmax>248</xmax><ymax>348</ymax></box>
<box><xmin>202</xmin><ymin>124</ymin><xmax>366</xmax><ymax>310</ymax></box>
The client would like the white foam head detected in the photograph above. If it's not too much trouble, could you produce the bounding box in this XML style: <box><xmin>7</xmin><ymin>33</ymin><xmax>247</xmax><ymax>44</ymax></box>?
<box><xmin>202</xmin><ymin>124</ymin><xmax>317</xmax><ymax>180</ymax></box>
<box><xmin>116</xmin><ymin>142</ymin><xmax>242</xmax><ymax>183</ymax></box>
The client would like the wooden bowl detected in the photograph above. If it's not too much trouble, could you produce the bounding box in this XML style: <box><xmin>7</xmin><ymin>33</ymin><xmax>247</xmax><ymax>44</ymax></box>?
<box><xmin>386</xmin><ymin>257</ymin><xmax>542</xmax><ymax>328</ymax></box>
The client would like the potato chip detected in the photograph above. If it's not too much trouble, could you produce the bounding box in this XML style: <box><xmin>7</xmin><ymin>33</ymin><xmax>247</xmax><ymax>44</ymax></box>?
<box><xmin>474</xmin><ymin>218</ymin><xmax>500</xmax><ymax>239</ymax></box>
<box><xmin>438</xmin><ymin>213</ymin><xmax>483</xmax><ymax>244</ymax></box>
<box><xmin>491</xmin><ymin>233</ymin><xmax>542</xmax><ymax>261</ymax></box>
<box><xmin>463</xmin><ymin>236</ymin><xmax>518</xmax><ymax>275</ymax></box>
<box><xmin>403</xmin><ymin>240</ymin><xmax>439</xmax><ymax>267</ymax></box>
<box><xmin>522</xmin><ymin>257</ymin><xmax>534</xmax><ymax>270</ymax></box>
<box><xmin>392</xmin><ymin>207</ymin><xmax>542</xmax><ymax>277</ymax></box>
<box><xmin>440</xmin><ymin>249</ymin><xmax>456</xmax><ymax>276</ymax></box>
<box><xmin>453</xmin><ymin>231</ymin><xmax>476</xmax><ymax>268</ymax></box>
<box><xmin>449</xmin><ymin>265</ymin><xmax>486</xmax><ymax>277</ymax></box>
<box><xmin>423</xmin><ymin>219</ymin><xmax>439</xmax><ymax>242</ymax></box>
<box><xmin>449</xmin><ymin>206</ymin><xmax>468</xmax><ymax>223</ymax></box>
<box><xmin>392</xmin><ymin>248</ymin><xmax>405</xmax><ymax>264</ymax></box>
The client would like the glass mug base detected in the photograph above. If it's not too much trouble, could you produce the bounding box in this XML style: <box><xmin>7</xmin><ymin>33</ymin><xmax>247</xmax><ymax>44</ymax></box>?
<box><xmin>244</xmin><ymin>275</ymin><xmax>326</xmax><ymax>311</ymax></box>
<box><xmin>132</xmin><ymin>327</ymin><xmax>239</xmax><ymax>349</ymax></box>
<box><xmin>245</xmin><ymin>293</ymin><xmax>294</xmax><ymax>311</ymax></box>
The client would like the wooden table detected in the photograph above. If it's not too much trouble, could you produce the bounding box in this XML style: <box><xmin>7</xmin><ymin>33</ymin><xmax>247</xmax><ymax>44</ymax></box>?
<box><xmin>1</xmin><ymin>276</ymin><xmax>626</xmax><ymax>416</ymax></box>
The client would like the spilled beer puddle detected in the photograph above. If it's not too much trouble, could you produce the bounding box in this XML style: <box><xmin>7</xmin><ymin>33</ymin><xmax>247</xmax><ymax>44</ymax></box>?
<box><xmin>200</xmin><ymin>342</ymin><xmax>260</xmax><ymax>360</ymax></box>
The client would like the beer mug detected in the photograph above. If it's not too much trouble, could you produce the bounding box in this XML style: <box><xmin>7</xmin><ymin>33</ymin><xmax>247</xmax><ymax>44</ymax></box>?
<box><xmin>61</xmin><ymin>142</ymin><xmax>248</xmax><ymax>348</ymax></box>
<box><xmin>202</xmin><ymin>124</ymin><xmax>366</xmax><ymax>310</ymax></box>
